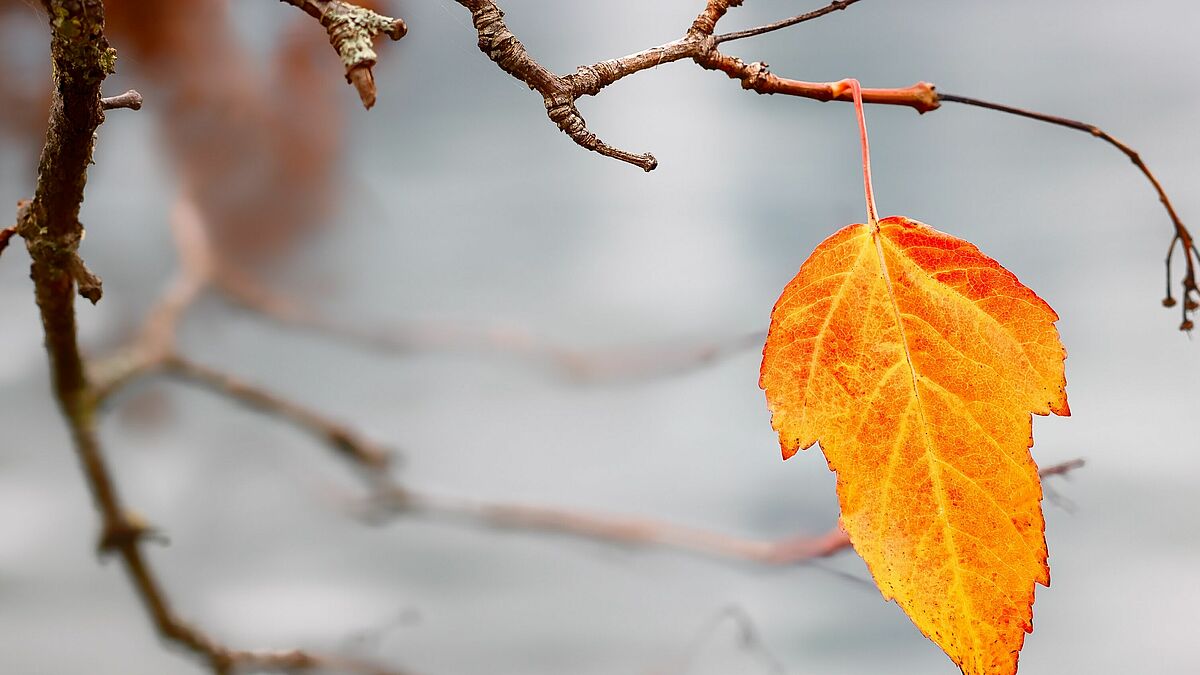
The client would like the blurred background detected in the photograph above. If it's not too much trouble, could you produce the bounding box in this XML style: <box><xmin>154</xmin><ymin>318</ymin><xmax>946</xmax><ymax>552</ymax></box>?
<box><xmin>1</xmin><ymin>1</ymin><xmax>1198</xmax><ymax>673</ymax></box>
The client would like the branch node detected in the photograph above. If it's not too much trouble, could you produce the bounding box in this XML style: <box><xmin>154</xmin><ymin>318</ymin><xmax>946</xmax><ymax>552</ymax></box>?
<box><xmin>98</xmin><ymin>511</ymin><xmax>160</xmax><ymax>555</ymax></box>
<box><xmin>689</xmin><ymin>0</ymin><xmax>744</xmax><ymax>38</ymax></box>
<box><xmin>16</xmin><ymin>199</ymin><xmax>103</xmax><ymax>303</ymax></box>
<box><xmin>741</xmin><ymin>60</ymin><xmax>771</xmax><ymax>91</ymax></box>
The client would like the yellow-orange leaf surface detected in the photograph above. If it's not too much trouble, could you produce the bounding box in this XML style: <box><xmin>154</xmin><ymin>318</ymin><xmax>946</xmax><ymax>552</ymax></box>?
<box><xmin>760</xmin><ymin>216</ymin><xmax>1068</xmax><ymax>675</ymax></box>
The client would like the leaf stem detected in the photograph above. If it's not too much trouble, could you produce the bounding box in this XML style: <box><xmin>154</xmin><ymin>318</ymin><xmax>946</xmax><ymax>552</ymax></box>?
<box><xmin>834</xmin><ymin>79</ymin><xmax>878</xmax><ymax>227</ymax></box>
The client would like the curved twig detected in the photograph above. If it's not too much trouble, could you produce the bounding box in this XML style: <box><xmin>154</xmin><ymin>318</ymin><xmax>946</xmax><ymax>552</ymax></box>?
<box><xmin>939</xmin><ymin>92</ymin><xmax>1199</xmax><ymax>330</ymax></box>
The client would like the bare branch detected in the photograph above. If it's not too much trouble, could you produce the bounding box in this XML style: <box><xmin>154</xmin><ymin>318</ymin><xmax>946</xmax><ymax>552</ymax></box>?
<box><xmin>714</xmin><ymin>0</ymin><xmax>864</xmax><ymax>44</ymax></box>
<box><xmin>450</xmin><ymin>0</ymin><xmax>939</xmax><ymax>171</ymax></box>
<box><xmin>277</xmin><ymin>0</ymin><xmax>407</xmax><ymax>109</ymax></box>
<box><xmin>100</xmin><ymin>89</ymin><xmax>143</xmax><ymax>111</ymax></box>
<box><xmin>699</xmin><ymin>52</ymin><xmax>940</xmax><ymax>112</ymax></box>
<box><xmin>438</xmin><ymin>0</ymin><xmax>1196</xmax><ymax>328</ymax></box>
<box><xmin>939</xmin><ymin>92</ymin><xmax>1199</xmax><ymax>330</ymax></box>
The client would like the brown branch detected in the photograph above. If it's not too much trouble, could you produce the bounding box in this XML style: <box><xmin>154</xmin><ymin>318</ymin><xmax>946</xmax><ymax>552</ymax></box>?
<box><xmin>19</xmin><ymin>0</ymin><xmax>116</xmax><ymax>550</ymax></box>
<box><xmin>698</xmin><ymin>52</ymin><xmax>939</xmax><ymax>112</ymax></box>
<box><xmin>939</xmin><ymin>92</ymin><xmax>1199</xmax><ymax>331</ymax></box>
<box><xmin>277</xmin><ymin>0</ymin><xmax>407</xmax><ymax>109</ymax></box>
<box><xmin>443</xmin><ymin>0</ymin><xmax>1189</xmax><ymax>327</ymax></box>
<box><xmin>451</xmin><ymin>0</ymin><xmax>933</xmax><ymax>170</ymax></box>
<box><xmin>100</xmin><ymin>88</ymin><xmax>143</xmax><ymax>110</ymax></box>
<box><xmin>16</xmin><ymin>6</ymin><xmax>408</xmax><ymax>674</ymax></box>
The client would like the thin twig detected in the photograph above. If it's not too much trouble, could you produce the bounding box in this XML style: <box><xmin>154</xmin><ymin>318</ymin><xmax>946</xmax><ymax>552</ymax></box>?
<box><xmin>214</xmin><ymin>268</ymin><xmax>764</xmax><ymax>382</ymax></box>
<box><xmin>939</xmin><ymin>92</ymin><xmax>1199</xmax><ymax>330</ymax></box>
<box><xmin>714</xmin><ymin>0</ymin><xmax>863</xmax><ymax>44</ymax></box>
<box><xmin>160</xmin><ymin>354</ymin><xmax>395</xmax><ymax>471</ymax></box>
<box><xmin>648</xmin><ymin>605</ymin><xmax>787</xmax><ymax>675</ymax></box>
<box><xmin>1039</xmin><ymin>457</ymin><xmax>1085</xmax><ymax>478</ymax></box>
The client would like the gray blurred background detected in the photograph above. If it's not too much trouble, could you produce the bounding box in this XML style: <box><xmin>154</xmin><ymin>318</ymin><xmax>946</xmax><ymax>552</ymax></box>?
<box><xmin>1</xmin><ymin>1</ymin><xmax>1198</xmax><ymax>673</ymax></box>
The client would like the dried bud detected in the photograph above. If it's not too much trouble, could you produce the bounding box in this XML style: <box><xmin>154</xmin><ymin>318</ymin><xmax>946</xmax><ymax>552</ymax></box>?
<box><xmin>1181</xmin><ymin>319</ymin><xmax>1195</xmax><ymax>332</ymax></box>
<box><xmin>1186</xmin><ymin>299</ymin><xmax>1200</xmax><ymax>311</ymax></box>
<box><xmin>1163</xmin><ymin>296</ymin><xmax>1177</xmax><ymax>307</ymax></box>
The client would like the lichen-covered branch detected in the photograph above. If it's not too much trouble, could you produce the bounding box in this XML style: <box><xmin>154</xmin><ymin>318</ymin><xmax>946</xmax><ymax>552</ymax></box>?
<box><xmin>277</xmin><ymin>0</ymin><xmax>406</xmax><ymax>108</ymax></box>
<box><xmin>19</xmin><ymin>0</ymin><xmax>116</xmax><ymax>541</ymax></box>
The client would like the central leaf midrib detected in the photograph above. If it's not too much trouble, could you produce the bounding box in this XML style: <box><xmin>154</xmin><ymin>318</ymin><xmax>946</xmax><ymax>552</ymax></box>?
<box><xmin>870</xmin><ymin>226</ymin><xmax>980</xmax><ymax>657</ymax></box>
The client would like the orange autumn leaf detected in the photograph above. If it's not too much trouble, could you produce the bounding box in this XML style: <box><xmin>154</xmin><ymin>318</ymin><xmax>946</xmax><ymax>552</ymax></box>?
<box><xmin>760</xmin><ymin>215</ymin><xmax>1069</xmax><ymax>674</ymax></box>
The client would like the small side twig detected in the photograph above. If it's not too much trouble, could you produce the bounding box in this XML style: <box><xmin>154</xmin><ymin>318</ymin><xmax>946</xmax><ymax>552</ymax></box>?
<box><xmin>100</xmin><ymin>89</ymin><xmax>143</xmax><ymax>111</ymax></box>
<box><xmin>0</xmin><ymin>225</ymin><xmax>16</xmax><ymax>259</ymax></box>
<box><xmin>714</xmin><ymin>0</ymin><xmax>862</xmax><ymax>44</ymax></box>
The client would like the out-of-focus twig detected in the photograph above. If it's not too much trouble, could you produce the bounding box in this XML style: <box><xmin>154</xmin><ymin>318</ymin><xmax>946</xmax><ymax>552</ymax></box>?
<box><xmin>351</xmin><ymin>460</ymin><xmax>1084</xmax><ymax>568</ymax></box>
<box><xmin>648</xmin><ymin>605</ymin><xmax>787</xmax><ymax>675</ymax></box>
<box><xmin>161</xmin><ymin>354</ymin><xmax>394</xmax><ymax>471</ymax></box>
<box><xmin>0</xmin><ymin>224</ymin><xmax>16</xmax><ymax>259</ymax></box>
<box><xmin>214</xmin><ymin>268</ymin><xmax>763</xmax><ymax>382</ymax></box>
